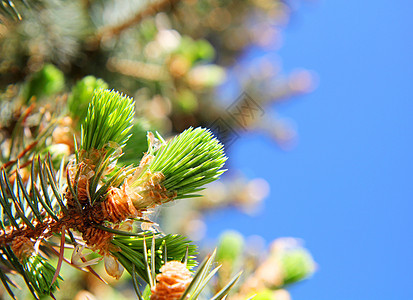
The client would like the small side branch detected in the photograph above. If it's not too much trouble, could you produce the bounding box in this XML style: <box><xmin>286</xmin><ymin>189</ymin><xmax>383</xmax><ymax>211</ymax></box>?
<box><xmin>91</xmin><ymin>0</ymin><xmax>181</xmax><ymax>46</ymax></box>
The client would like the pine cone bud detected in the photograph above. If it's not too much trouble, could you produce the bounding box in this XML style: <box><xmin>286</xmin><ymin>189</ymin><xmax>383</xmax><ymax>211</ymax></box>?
<box><xmin>151</xmin><ymin>261</ymin><xmax>192</xmax><ymax>300</ymax></box>
<box><xmin>101</xmin><ymin>185</ymin><xmax>139</xmax><ymax>223</ymax></box>
<box><xmin>81</xmin><ymin>226</ymin><xmax>113</xmax><ymax>254</ymax></box>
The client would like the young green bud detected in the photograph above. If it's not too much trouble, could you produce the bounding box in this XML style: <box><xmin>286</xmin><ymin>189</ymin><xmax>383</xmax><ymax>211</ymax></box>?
<box><xmin>216</xmin><ymin>230</ymin><xmax>244</xmax><ymax>264</ymax></box>
<box><xmin>279</xmin><ymin>248</ymin><xmax>316</xmax><ymax>286</ymax></box>
<box><xmin>23</xmin><ymin>64</ymin><xmax>64</xmax><ymax>102</ymax></box>
<box><xmin>270</xmin><ymin>238</ymin><xmax>316</xmax><ymax>286</ymax></box>
<box><xmin>216</xmin><ymin>230</ymin><xmax>244</xmax><ymax>287</ymax></box>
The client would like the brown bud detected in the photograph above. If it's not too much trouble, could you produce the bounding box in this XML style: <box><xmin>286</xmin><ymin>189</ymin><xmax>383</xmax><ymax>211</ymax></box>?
<box><xmin>101</xmin><ymin>185</ymin><xmax>139</xmax><ymax>223</ymax></box>
<box><xmin>81</xmin><ymin>227</ymin><xmax>113</xmax><ymax>254</ymax></box>
<box><xmin>151</xmin><ymin>261</ymin><xmax>192</xmax><ymax>300</ymax></box>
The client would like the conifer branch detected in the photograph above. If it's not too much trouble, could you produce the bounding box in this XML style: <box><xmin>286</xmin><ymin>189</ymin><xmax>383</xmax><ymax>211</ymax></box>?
<box><xmin>91</xmin><ymin>0</ymin><xmax>182</xmax><ymax>45</ymax></box>
<box><xmin>0</xmin><ymin>87</ymin><xmax>232</xmax><ymax>298</ymax></box>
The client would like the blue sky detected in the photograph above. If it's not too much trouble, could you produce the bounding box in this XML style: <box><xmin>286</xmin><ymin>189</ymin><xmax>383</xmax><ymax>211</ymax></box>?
<box><xmin>206</xmin><ymin>1</ymin><xmax>413</xmax><ymax>299</ymax></box>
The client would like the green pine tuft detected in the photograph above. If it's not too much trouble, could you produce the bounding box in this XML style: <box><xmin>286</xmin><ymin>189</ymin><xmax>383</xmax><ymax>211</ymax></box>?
<box><xmin>149</xmin><ymin>127</ymin><xmax>227</xmax><ymax>199</ymax></box>
<box><xmin>80</xmin><ymin>89</ymin><xmax>135</xmax><ymax>152</ymax></box>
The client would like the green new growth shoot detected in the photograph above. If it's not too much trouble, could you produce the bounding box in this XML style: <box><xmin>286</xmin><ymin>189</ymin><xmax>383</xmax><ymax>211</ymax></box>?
<box><xmin>80</xmin><ymin>89</ymin><xmax>134</xmax><ymax>152</ymax></box>
<box><xmin>149</xmin><ymin>127</ymin><xmax>227</xmax><ymax>199</ymax></box>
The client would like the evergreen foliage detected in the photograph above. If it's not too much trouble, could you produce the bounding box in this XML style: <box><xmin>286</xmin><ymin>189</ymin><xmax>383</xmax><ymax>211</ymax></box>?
<box><xmin>0</xmin><ymin>1</ymin><xmax>316</xmax><ymax>299</ymax></box>
<box><xmin>0</xmin><ymin>87</ymin><xmax>237</xmax><ymax>299</ymax></box>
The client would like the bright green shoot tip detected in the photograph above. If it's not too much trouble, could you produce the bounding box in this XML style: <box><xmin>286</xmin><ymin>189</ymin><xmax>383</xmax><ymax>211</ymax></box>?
<box><xmin>80</xmin><ymin>89</ymin><xmax>135</xmax><ymax>152</ymax></box>
<box><xmin>150</xmin><ymin>127</ymin><xmax>227</xmax><ymax>199</ymax></box>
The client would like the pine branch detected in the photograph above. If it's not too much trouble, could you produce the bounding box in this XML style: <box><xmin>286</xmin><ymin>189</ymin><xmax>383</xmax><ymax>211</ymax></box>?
<box><xmin>107</xmin><ymin>58</ymin><xmax>168</xmax><ymax>82</ymax></box>
<box><xmin>0</xmin><ymin>153</ymin><xmax>202</xmax><ymax>297</ymax></box>
<box><xmin>0</xmin><ymin>87</ymin><xmax>234</xmax><ymax>298</ymax></box>
<box><xmin>91</xmin><ymin>0</ymin><xmax>182</xmax><ymax>46</ymax></box>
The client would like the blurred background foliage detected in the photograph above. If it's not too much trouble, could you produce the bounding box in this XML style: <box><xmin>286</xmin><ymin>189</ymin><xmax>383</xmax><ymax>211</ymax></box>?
<box><xmin>0</xmin><ymin>0</ymin><xmax>317</xmax><ymax>299</ymax></box>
